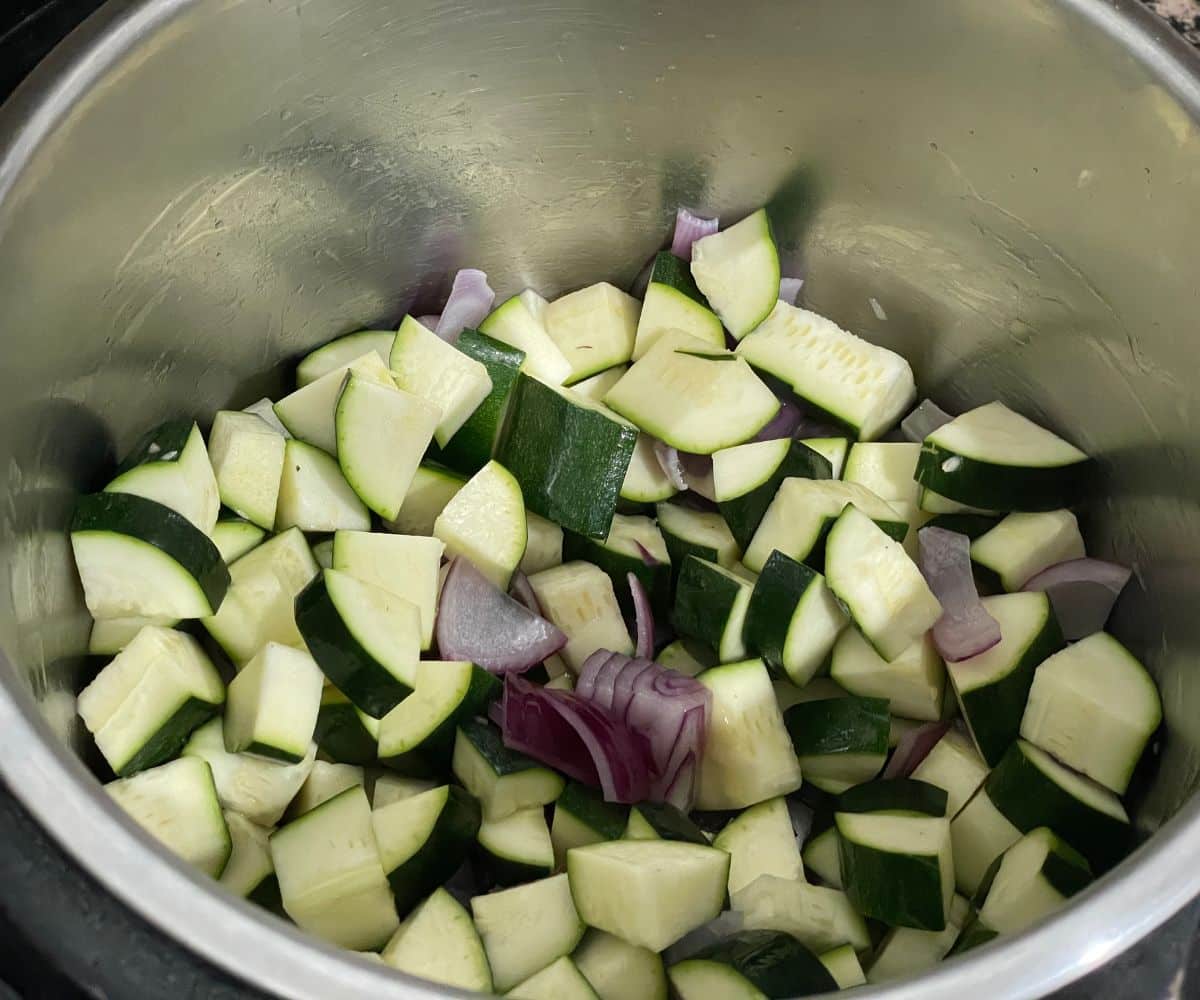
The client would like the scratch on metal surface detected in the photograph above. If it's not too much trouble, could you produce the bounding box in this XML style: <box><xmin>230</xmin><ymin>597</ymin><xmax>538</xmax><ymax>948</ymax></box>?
<box><xmin>114</xmin><ymin>177</ymin><xmax>210</xmax><ymax>277</ymax></box>
<box><xmin>174</xmin><ymin>166</ymin><xmax>267</xmax><ymax>245</ymax></box>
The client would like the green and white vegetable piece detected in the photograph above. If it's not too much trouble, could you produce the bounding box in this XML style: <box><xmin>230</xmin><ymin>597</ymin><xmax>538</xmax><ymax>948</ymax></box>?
<box><xmin>222</xmin><ymin>643</ymin><xmax>325</xmax><ymax>763</ymax></box>
<box><xmin>910</xmin><ymin>727</ymin><xmax>989</xmax><ymax>817</ymax></box>
<box><xmin>218</xmin><ymin>811</ymin><xmax>274</xmax><ymax>898</ymax></box>
<box><xmin>695</xmin><ymin>659</ymin><xmax>803</xmax><ymax>810</ymax></box>
<box><xmin>275</xmin><ymin>438</ymin><xmax>370</xmax><ymax>532</ymax></box>
<box><xmin>713</xmin><ymin>797</ymin><xmax>805</xmax><ymax>894</ymax></box>
<box><xmin>332</xmin><ymin>530</ymin><xmax>444</xmax><ymax>650</ymax></box>
<box><xmin>603</xmin><ymin>333</ymin><xmax>779</xmax><ymax>454</ymax></box>
<box><xmin>207</xmin><ymin>411</ymin><xmax>286</xmax><ymax>529</ymax></box>
<box><xmin>71</xmin><ymin>492</ymin><xmax>229</xmax><ymax>619</ymax></box>
<box><xmin>689</xmin><ymin>208</ymin><xmax>780</xmax><ymax>339</ymax></box>
<box><xmin>508</xmin><ymin>956</ymin><xmax>599</xmax><ymax>1000</ymax></box>
<box><xmin>737</xmin><ymin>302</ymin><xmax>916</xmax><ymax>440</ymax></box>
<box><xmin>949</xmin><ymin>783</ymin><xmax>1023</xmax><ymax>897</ymax></box>
<box><xmin>868</xmin><ymin>895</ymin><xmax>970</xmax><ymax>984</ymax></box>
<box><xmin>453</xmin><ymin>719</ymin><xmax>564</xmax><ymax>821</ymax></box>
<box><xmin>381</xmin><ymin>887</ymin><xmax>493</xmax><ymax>992</ymax></box>
<box><xmin>915</xmin><ymin>402</ymin><xmax>1092</xmax><ymax>512</ymax></box>
<box><xmin>544</xmin><ymin>282</ymin><xmax>641</xmax><ymax>384</ymax></box>
<box><xmin>528</xmin><ymin>562</ymin><xmax>633</xmax><ymax>674</ymax></box>
<box><xmin>668</xmin><ymin>930</ymin><xmax>837</xmax><ymax>999</ymax></box>
<box><xmin>785</xmin><ymin>695</ymin><xmax>889</xmax><ymax>794</ymax></box>
<box><xmin>296</xmin><ymin>330</ymin><xmax>394</xmax><ymax>386</ymax></box>
<box><xmin>104</xmin><ymin>420</ymin><xmax>220</xmax><ymax>534</ymax></box>
<box><xmin>567</xmin><ymin>840</ymin><xmax>729</xmax><ymax>952</ymax></box>
<box><xmin>1020</xmin><ymin>632</ymin><xmax>1161</xmax><ymax>794</ymax></box>
<box><xmin>432</xmin><ymin>460</ymin><xmax>526</xmax><ymax>589</ymax></box>
<box><xmin>106</xmin><ymin>756</ymin><xmax>231</xmax><ymax>878</ymax></box>
<box><xmin>975</xmin><ymin>827</ymin><xmax>1093</xmax><ymax>935</ymax></box>
<box><xmin>210</xmin><ymin>519</ymin><xmax>266</xmax><ymax>564</ymax></box>
<box><xmin>273</xmin><ymin>350</ymin><xmax>393</xmax><ymax>454</ymax></box>
<box><xmin>472</xmin><ymin>873</ymin><xmax>586</xmax><ymax>992</ymax></box>
<box><xmin>633</xmin><ymin>252</ymin><xmax>724</xmax><ymax>359</ymax></box>
<box><xmin>731</xmin><ymin>874</ymin><xmax>871</xmax><ymax>953</ymax></box>
<box><xmin>77</xmin><ymin>625</ymin><xmax>224</xmax><ymax>776</ymax></box>
<box><xmin>573</xmin><ymin>929</ymin><xmax>667</xmax><ymax>1000</ymax></box>
<box><xmin>388</xmin><ymin>314</ymin><xmax>493</xmax><ymax>445</ymax></box>
<box><xmin>971</xmin><ymin>509</ymin><xmax>1085</xmax><ymax>592</ymax></box>
<box><xmin>825</xmin><ymin>504</ymin><xmax>943</xmax><ymax>661</ymax></box>
<box><xmin>831</xmin><ymin>629</ymin><xmax>945</xmax><ymax>722</ymax></box>
<box><xmin>288</xmin><ymin>760</ymin><xmax>365</xmax><ymax>818</ymax></box>
<box><xmin>269</xmin><ymin>785</ymin><xmax>399</xmax><ymax>950</ymax></box>
<box><xmin>672</xmin><ymin>555</ymin><xmax>755</xmax><ymax>663</ymax></box>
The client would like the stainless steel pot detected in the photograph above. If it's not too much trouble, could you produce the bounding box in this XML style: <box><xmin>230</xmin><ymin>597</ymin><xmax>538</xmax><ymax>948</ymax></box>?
<box><xmin>1</xmin><ymin>0</ymin><xmax>1198</xmax><ymax>995</ymax></box>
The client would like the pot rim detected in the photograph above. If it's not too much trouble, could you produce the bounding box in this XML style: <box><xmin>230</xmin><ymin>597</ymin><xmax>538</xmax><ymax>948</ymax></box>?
<box><xmin>1</xmin><ymin>1</ymin><xmax>1199</xmax><ymax>997</ymax></box>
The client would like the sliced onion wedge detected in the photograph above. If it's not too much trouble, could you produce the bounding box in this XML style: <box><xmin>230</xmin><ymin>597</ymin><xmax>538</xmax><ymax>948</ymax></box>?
<box><xmin>576</xmin><ymin>650</ymin><xmax>711</xmax><ymax>810</ymax></box>
<box><xmin>778</xmin><ymin>277</ymin><xmax>805</xmax><ymax>305</ymax></box>
<box><xmin>416</xmin><ymin>314</ymin><xmax>442</xmax><ymax>330</ymax></box>
<box><xmin>436</xmin><ymin>557</ymin><xmax>566</xmax><ymax>673</ymax></box>
<box><xmin>435</xmin><ymin>268</ymin><xmax>495</xmax><ymax>343</ymax></box>
<box><xmin>653</xmin><ymin>441</ymin><xmax>716</xmax><ymax>500</ymax></box>
<box><xmin>883</xmin><ymin>721</ymin><xmax>952</xmax><ymax>779</ymax></box>
<box><xmin>672</xmin><ymin>207</ymin><xmax>719</xmax><ymax>259</ymax></box>
<box><xmin>753</xmin><ymin>398</ymin><xmax>804</xmax><ymax>442</ymax></box>
<box><xmin>508</xmin><ymin>570</ymin><xmax>542</xmax><ymax>615</ymax></box>
<box><xmin>629</xmin><ymin>573</ymin><xmax>654</xmax><ymax>660</ymax></box>
<box><xmin>501</xmin><ymin>674</ymin><xmax>653</xmax><ymax>802</ymax></box>
<box><xmin>901</xmin><ymin>398</ymin><xmax>953</xmax><ymax>442</ymax></box>
<box><xmin>918</xmin><ymin>526</ymin><xmax>1002</xmax><ymax>662</ymax></box>
<box><xmin>1022</xmin><ymin>557</ymin><xmax>1132</xmax><ymax>640</ymax></box>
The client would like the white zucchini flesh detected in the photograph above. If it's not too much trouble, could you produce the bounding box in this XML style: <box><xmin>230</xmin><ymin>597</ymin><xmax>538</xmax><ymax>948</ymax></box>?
<box><xmin>335</xmin><ymin>373</ymin><xmax>441</xmax><ymax>520</ymax></box>
<box><xmin>388</xmin><ymin>315</ymin><xmax>493</xmax><ymax>446</ymax></box>
<box><xmin>433</xmin><ymin>460</ymin><xmax>528</xmax><ymax>590</ymax></box>
<box><xmin>712</xmin><ymin>797</ymin><xmax>805</xmax><ymax>894</ymax></box>
<box><xmin>289</xmin><ymin>760</ymin><xmax>365</xmax><ymax>818</ymax></box>
<box><xmin>372</xmin><ymin>774</ymin><xmax>438</xmax><ymax>811</ymax></box>
<box><xmin>181</xmin><ymin>717</ymin><xmax>316</xmax><ymax>827</ymax></box>
<box><xmin>211</xmin><ymin>520</ymin><xmax>266</xmax><ymax>564</ymax></box>
<box><xmin>573</xmin><ymin>929</ymin><xmax>668</xmax><ymax>1000</ymax></box>
<box><xmin>830</xmin><ymin>628</ymin><xmax>946</xmax><ymax>722</ymax></box>
<box><xmin>207</xmin><ymin>411</ymin><xmax>287</xmax><ymax>530</ymax></box>
<box><xmin>88</xmin><ymin>615</ymin><xmax>178</xmax><ymax>656</ymax></box>
<box><xmin>332</xmin><ymin>531</ymin><xmax>445</xmax><ymax>649</ymax></box>
<box><xmin>479</xmin><ymin>289</ymin><xmax>574</xmax><ymax>386</ymax></box>
<box><xmin>570</xmin><ymin>365</ymin><xmax>628</xmax><ymax>402</ymax></box>
<box><xmin>270</xmin><ymin>786</ymin><xmax>399</xmax><ymax>951</ymax></box>
<box><xmin>520</xmin><ymin>511</ymin><xmax>565</xmax><ymax>575</ymax></box>
<box><xmin>223</xmin><ymin>642</ymin><xmax>325</xmax><ymax>763</ymax></box>
<box><xmin>543</xmin><ymin>282</ymin><xmax>640</xmax><ymax>384</ymax></box>
<box><xmin>219</xmin><ymin>811</ymin><xmax>275</xmax><ymax>897</ymax></box>
<box><xmin>242</xmin><ymin>397</ymin><xmax>291</xmax><ymax>437</ymax></box>
<box><xmin>695</xmin><ymin>659</ymin><xmax>803</xmax><ymax>810</ymax></box>
<box><xmin>690</xmin><ymin>208</ymin><xmax>780</xmax><ymax>339</ymax></box>
<box><xmin>275</xmin><ymin>438</ymin><xmax>370</xmax><ymax>533</ymax></box>
<box><xmin>867</xmin><ymin>895</ymin><xmax>970</xmax><ymax>984</ymax></box>
<box><xmin>736</xmin><ymin>301</ymin><xmax>916</xmax><ymax>440</ymax></box>
<box><xmin>977</xmin><ymin>828</ymin><xmax>1091</xmax><ymax>935</ymax></box>
<box><xmin>105</xmin><ymin>422</ymin><xmax>220</xmax><ymax>534</ymax></box>
<box><xmin>731</xmin><ymin>874</ymin><xmax>871</xmax><ymax>952</ymax></box>
<box><xmin>621</xmin><ymin>434</ymin><xmax>679</xmax><ymax>504</ymax></box>
<box><xmin>1020</xmin><ymin>632</ymin><xmax>1161</xmax><ymax>795</ymax></box>
<box><xmin>472</xmin><ymin>873</ymin><xmax>586</xmax><ymax>991</ymax></box>
<box><xmin>296</xmin><ymin>329</ymin><xmax>395</xmax><ymax>386</ymax></box>
<box><xmin>106</xmin><ymin>756</ymin><xmax>231</xmax><ymax>878</ymax></box>
<box><xmin>949</xmin><ymin>786</ymin><xmax>1022</xmax><ymax>896</ymax></box>
<box><xmin>528</xmin><ymin>562</ymin><xmax>633</xmax><ymax>673</ymax></box>
<box><xmin>820</xmin><ymin>944</ymin><xmax>867</xmax><ymax>989</ymax></box>
<box><xmin>824</xmin><ymin>505</ymin><xmax>942</xmax><ymax>661</ymax></box>
<box><xmin>508</xmin><ymin>956</ymin><xmax>599</xmax><ymax>1000</ymax></box>
<box><xmin>742</xmin><ymin>477</ymin><xmax>904</xmax><ymax>572</ymax></box>
<box><xmin>201</xmin><ymin>526</ymin><xmax>318</xmax><ymax>666</ymax></box>
<box><xmin>382</xmin><ymin>887</ymin><xmax>494</xmax><ymax>992</ymax></box>
<box><xmin>567</xmin><ymin>840</ymin><xmax>729</xmax><ymax>953</ymax></box>
<box><xmin>910</xmin><ymin>728</ymin><xmax>989</xmax><ymax>818</ymax></box>
<box><xmin>971</xmin><ymin>509</ymin><xmax>1085</xmax><ymax>591</ymax></box>
<box><xmin>272</xmin><ymin>350</ymin><xmax>393</xmax><ymax>454</ymax></box>
<box><xmin>843</xmin><ymin>441</ymin><xmax>922</xmax><ymax>506</ymax></box>
<box><xmin>77</xmin><ymin>625</ymin><xmax>224</xmax><ymax>776</ymax></box>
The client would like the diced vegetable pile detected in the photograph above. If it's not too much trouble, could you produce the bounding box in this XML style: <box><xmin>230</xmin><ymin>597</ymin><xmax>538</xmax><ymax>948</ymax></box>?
<box><xmin>71</xmin><ymin>206</ymin><xmax>1160</xmax><ymax>997</ymax></box>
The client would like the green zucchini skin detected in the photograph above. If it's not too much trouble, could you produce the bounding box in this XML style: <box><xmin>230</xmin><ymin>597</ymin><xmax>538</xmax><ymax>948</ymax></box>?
<box><xmin>294</xmin><ymin>573</ymin><xmax>413</xmax><ymax>718</ymax></box>
<box><xmin>496</xmin><ymin>373</ymin><xmax>638</xmax><ymax>539</ymax></box>
<box><xmin>720</xmin><ymin>440</ymin><xmax>833</xmax><ymax>549</ymax></box>
<box><xmin>837</xmin><ymin>830</ymin><xmax>947</xmax><ymax>931</ymax></box>
<box><xmin>562</xmin><ymin>531</ymin><xmax>671</xmax><ymax>619</ymax></box>
<box><xmin>648</xmin><ymin>251</ymin><xmax>711</xmax><ymax>305</ymax></box>
<box><xmin>557</xmin><ymin>781</ymin><xmax>630</xmax><ymax>840</ymax></box>
<box><xmin>915</xmin><ymin>443</ymin><xmax>1094</xmax><ymax>513</ymax></box>
<box><xmin>671</xmin><ymin>556</ymin><xmax>744</xmax><ymax>655</ymax></box>
<box><xmin>387</xmin><ymin>786</ymin><xmax>482</xmax><ymax>914</ymax></box>
<box><xmin>115</xmin><ymin>419</ymin><xmax>194</xmax><ymax>474</ymax></box>
<box><xmin>433</xmin><ymin>330</ymin><xmax>526</xmax><ymax>475</ymax></box>
<box><xmin>837</xmin><ymin>779</ymin><xmax>948</xmax><ymax>818</ymax></box>
<box><xmin>628</xmin><ymin>802</ymin><xmax>709</xmax><ymax>845</ymax></box>
<box><xmin>313</xmin><ymin>695</ymin><xmax>377</xmax><ymax>765</ymax></box>
<box><xmin>784</xmin><ymin>696</ymin><xmax>890</xmax><ymax>757</ymax></box>
<box><xmin>685</xmin><ymin>930</ymin><xmax>838</xmax><ymax>997</ymax></box>
<box><xmin>72</xmin><ymin>492</ymin><xmax>230</xmax><ymax>613</ymax></box>
<box><xmin>119</xmin><ymin>699</ymin><xmax>222</xmax><ymax>778</ymax></box>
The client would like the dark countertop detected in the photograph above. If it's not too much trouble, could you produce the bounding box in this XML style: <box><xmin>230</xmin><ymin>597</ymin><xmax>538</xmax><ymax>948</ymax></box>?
<box><xmin>2</xmin><ymin>2</ymin><xmax>1200</xmax><ymax>999</ymax></box>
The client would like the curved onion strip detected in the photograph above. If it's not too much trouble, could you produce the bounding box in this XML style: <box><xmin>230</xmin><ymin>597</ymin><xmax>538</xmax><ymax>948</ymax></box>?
<box><xmin>672</xmin><ymin>207</ymin><xmax>719</xmax><ymax>259</ymax></box>
<box><xmin>753</xmin><ymin>398</ymin><xmax>804</xmax><ymax>442</ymax></box>
<box><xmin>435</xmin><ymin>268</ymin><xmax>495</xmax><ymax>343</ymax></box>
<box><xmin>416</xmin><ymin>314</ymin><xmax>442</xmax><ymax>330</ymax></box>
<box><xmin>436</xmin><ymin>557</ymin><xmax>566</xmax><ymax>673</ymax></box>
<box><xmin>502</xmin><ymin>674</ymin><xmax>652</xmax><ymax>802</ymax></box>
<box><xmin>634</xmin><ymin>541</ymin><xmax>661</xmax><ymax>567</ymax></box>
<box><xmin>1022</xmin><ymin>557</ymin><xmax>1132</xmax><ymax>640</ymax></box>
<box><xmin>629</xmin><ymin>573</ymin><xmax>654</xmax><ymax>660</ymax></box>
<box><xmin>901</xmin><ymin>398</ymin><xmax>953</xmax><ymax>442</ymax></box>
<box><xmin>918</xmin><ymin>527</ymin><xmax>1002</xmax><ymax>662</ymax></box>
<box><xmin>779</xmin><ymin>277</ymin><xmax>805</xmax><ymax>305</ymax></box>
<box><xmin>653</xmin><ymin>440</ymin><xmax>689</xmax><ymax>492</ymax></box>
<box><xmin>883</xmin><ymin>721</ymin><xmax>952</xmax><ymax>779</ymax></box>
<box><xmin>508</xmin><ymin>570</ymin><xmax>542</xmax><ymax>615</ymax></box>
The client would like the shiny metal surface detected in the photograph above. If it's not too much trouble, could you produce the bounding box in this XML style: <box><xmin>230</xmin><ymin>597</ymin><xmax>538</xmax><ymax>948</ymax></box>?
<box><xmin>0</xmin><ymin>0</ymin><xmax>1198</xmax><ymax>995</ymax></box>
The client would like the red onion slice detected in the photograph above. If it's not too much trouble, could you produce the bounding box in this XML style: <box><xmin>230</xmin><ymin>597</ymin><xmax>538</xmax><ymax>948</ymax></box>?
<box><xmin>508</xmin><ymin>570</ymin><xmax>542</xmax><ymax>615</ymax></box>
<box><xmin>753</xmin><ymin>398</ymin><xmax>804</xmax><ymax>442</ymax></box>
<box><xmin>436</xmin><ymin>557</ymin><xmax>567</xmax><ymax>673</ymax></box>
<box><xmin>918</xmin><ymin>527</ymin><xmax>1002</xmax><ymax>662</ymax></box>
<box><xmin>502</xmin><ymin>674</ymin><xmax>653</xmax><ymax>802</ymax></box>
<box><xmin>435</xmin><ymin>269</ymin><xmax>495</xmax><ymax>343</ymax></box>
<box><xmin>778</xmin><ymin>277</ymin><xmax>805</xmax><ymax>305</ymax></box>
<box><xmin>653</xmin><ymin>441</ymin><xmax>716</xmax><ymax>500</ymax></box>
<box><xmin>653</xmin><ymin>440</ymin><xmax>689</xmax><ymax>492</ymax></box>
<box><xmin>634</xmin><ymin>541</ymin><xmax>660</xmax><ymax>567</ymax></box>
<box><xmin>1022</xmin><ymin>557</ymin><xmax>1132</xmax><ymax>641</ymax></box>
<box><xmin>901</xmin><ymin>399</ymin><xmax>954</xmax><ymax>442</ymax></box>
<box><xmin>672</xmin><ymin>207</ymin><xmax>719</xmax><ymax>259</ymax></box>
<box><xmin>416</xmin><ymin>314</ymin><xmax>441</xmax><ymax>330</ymax></box>
<box><xmin>629</xmin><ymin>573</ymin><xmax>654</xmax><ymax>659</ymax></box>
<box><xmin>883</xmin><ymin>721</ymin><xmax>952</xmax><ymax>779</ymax></box>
